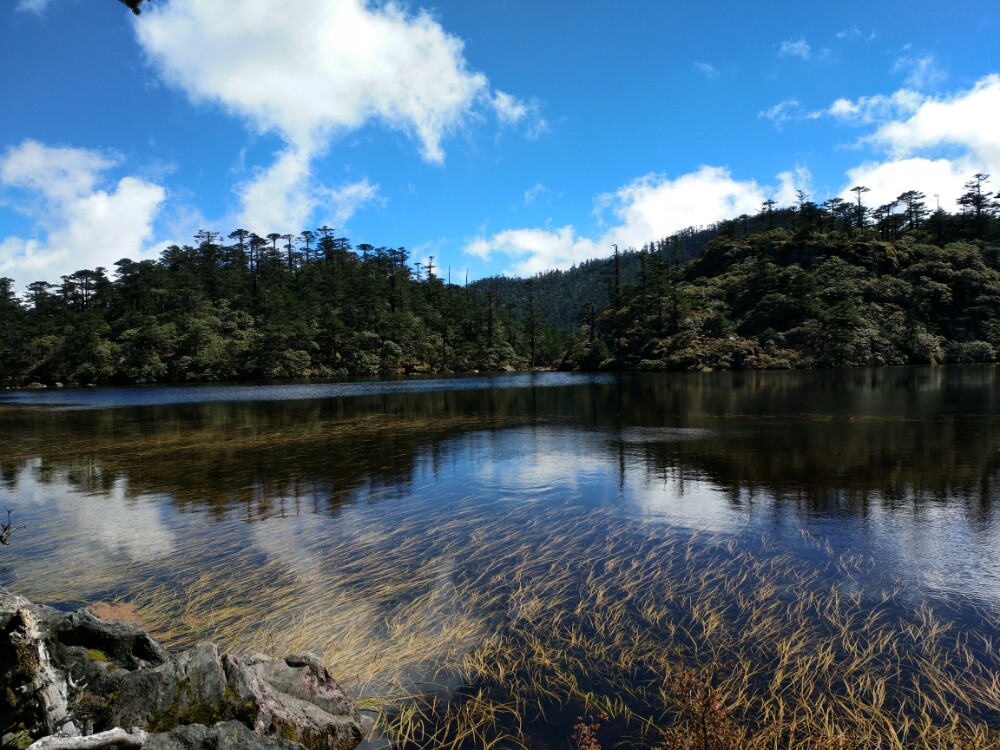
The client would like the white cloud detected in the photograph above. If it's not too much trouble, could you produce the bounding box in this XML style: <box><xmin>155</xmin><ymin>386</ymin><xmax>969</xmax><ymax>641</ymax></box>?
<box><xmin>136</xmin><ymin>0</ymin><xmax>489</xmax><ymax>162</ymax></box>
<box><xmin>842</xmin><ymin>157</ymin><xmax>970</xmax><ymax>208</ymax></box>
<box><xmin>465</xmin><ymin>226</ymin><xmax>598</xmax><ymax>277</ymax></box>
<box><xmin>324</xmin><ymin>178</ymin><xmax>382</xmax><ymax>228</ymax></box>
<box><xmin>234</xmin><ymin>147</ymin><xmax>381</xmax><ymax>234</ymax></box>
<box><xmin>135</xmin><ymin>0</ymin><xmax>533</xmax><ymax>235</ymax></box>
<box><xmin>695</xmin><ymin>61</ymin><xmax>719</xmax><ymax>78</ymax></box>
<box><xmin>827</xmin><ymin>89</ymin><xmax>924</xmax><ymax>125</ymax></box>
<box><xmin>839</xmin><ymin>75</ymin><xmax>1000</xmax><ymax>208</ymax></box>
<box><xmin>0</xmin><ymin>140</ymin><xmax>166</xmax><ymax>292</ymax></box>
<box><xmin>777</xmin><ymin>37</ymin><xmax>811</xmax><ymax>60</ymax></box>
<box><xmin>835</xmin><ymin>25</ymin><xmax>876</xmax><ymax>42</ymax></box>
<box><xmin>492</xmin><ymin>91</ymin><xmax>528</xmax><ymax>125</ymax></box>
<box><xmin>0</xmin><ymin>140</ymin><xmax>117</xmax><ymax>204</ymax></box>
<box><xmin>523</xmin><ymin>183</ymin><xmax>549</xmax><ymax>205</ymax></box>
<box><xmin>892</xmin><ymin>54</ymin><xmax>946</xmax><ymax>90</ymax></box>
<box><xmin>491</xmin><ymin>90</ymin><xmax>548</xmax><ymax>138</ymax></box>
<box><xmin>870</xmin><ymin>75</ymin><xmax>1000</xmax><ymax>165</ymax></box>
<box><xmin>465</xmin><ymin>166</ymin><xmax>774</xmax><ymax>276</ymax></box>
<box><xmin>759</xmin><ymin>98</ymin><xmax>802</xmax><ymax>129</ymax></box>
<box><xmin>602</xmin><ymin>167</ymin><xmax>768</xmax><ymax>247</ymax></box>
<box><xmin>15</xmin><ymin>0</ymin><xmax>52</xmax><ymax>13</ymax></box>
<box><xmin>775</xmin><ymin>165</ymin><xmax>813</xmax><ymax>206</ymax></box>
<box><xmin>235</xmin><ymin>148</ymin><xmax>314</xmax><ymax>234</ymax></box>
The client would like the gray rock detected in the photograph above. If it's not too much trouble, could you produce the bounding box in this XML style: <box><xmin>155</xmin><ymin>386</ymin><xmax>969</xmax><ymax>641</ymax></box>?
<box><xmin>146</xmin><ymin>720</ymin><xmax>306</xmax><ymax>750</ymax></box>
<box><xmin>234</xmin><ymin>652</ymin><xmax>364</xmax><ymax>750</ymax></box>
<box><xmin>1</xmin><ymin>589</ymin><xmax>365</xmax><ymax>750</ymax></box>
<box><xmin>48</xmin><ymin>607</ymin><xmax>168</xmax><ymax>668</ymax></box>
<box><xmin>110</xmin><ymin>642</ymin><xmax>233</xmax><ymax>730</ymax></box>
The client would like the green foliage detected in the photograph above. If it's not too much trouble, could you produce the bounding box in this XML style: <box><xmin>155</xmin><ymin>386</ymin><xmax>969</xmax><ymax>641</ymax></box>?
<box><xmin>559</xmin><ymin>218</ymin><xmax>1000</xmax><ymax>371</ymax></box>
<box><xmin>0</xmin><ymin>233</ymin><xmax>536</xmax><ymax>385</ymax></box>
<box><xmin>2</xmin><ymin>186</ymin><xmax>997</xmax><ymax>383</ymax></box>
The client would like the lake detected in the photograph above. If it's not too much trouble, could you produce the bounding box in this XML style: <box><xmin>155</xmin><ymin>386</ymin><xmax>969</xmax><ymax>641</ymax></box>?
<box><xmin>2</xmin><ymin>368</ymin><xmax>999</xmax><ymax>748</ymax></box>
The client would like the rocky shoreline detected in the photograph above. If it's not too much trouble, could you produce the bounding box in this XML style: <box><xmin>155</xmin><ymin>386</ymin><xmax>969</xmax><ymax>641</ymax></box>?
<box><xmin>0</xmin><ymin>588</ymin><xmax>368</xmax><ymax>750</ymax></box>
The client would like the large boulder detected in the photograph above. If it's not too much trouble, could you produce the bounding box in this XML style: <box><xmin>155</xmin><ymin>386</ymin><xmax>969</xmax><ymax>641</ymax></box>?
<box><xmin>0</xmin><ymin>589</ymin><xmax>366</xmax><ymax>750</ymax></box>
<box><xmin>145</xmin><ymin>721</ymin><xmax>307</xmax><ymax>750</ymax></box>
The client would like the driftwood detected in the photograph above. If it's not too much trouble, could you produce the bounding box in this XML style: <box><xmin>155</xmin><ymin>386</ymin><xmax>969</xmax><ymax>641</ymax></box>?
<box><xmin>27</xmin><ymin>727</ymin><xmax>148</xmax><ymax>749</ymax></box>
<box><xmin>0</xmin><ymin>505</ymin><xmax>26</xmax><ymax>545</ymax></box>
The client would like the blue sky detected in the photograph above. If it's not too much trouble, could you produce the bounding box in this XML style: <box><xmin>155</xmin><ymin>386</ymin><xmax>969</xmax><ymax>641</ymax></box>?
<box><xmin>1</xmin><ymin>0</ymin><xmax>998</xmax><ymax>292</ymax></box>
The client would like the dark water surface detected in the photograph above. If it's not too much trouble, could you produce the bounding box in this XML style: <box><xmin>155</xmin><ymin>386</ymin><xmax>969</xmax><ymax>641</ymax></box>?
<box><xmin>2</xmin><ymin>367</ymin><xmax>999</xmax><ymax>746</ymax></box>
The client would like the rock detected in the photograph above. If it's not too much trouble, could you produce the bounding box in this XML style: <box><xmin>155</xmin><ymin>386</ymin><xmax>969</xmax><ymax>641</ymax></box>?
<box><xmin>146</xmin><ymin>720</ymin><xmax>304</xmax><ymax>750</ymax></box>
<box><xmin>1</xmin><ymin>589</ymin><xmax>365</xmax><ymax>750</ymax></box>
<box><xmin>110</xmin><ymin>642</ymin><xmax>233</xmax><ymax>731</ymax></box>
<box><xmin>25</xmin><ymin>383</ymin><xmax>45</xmax><ymax>389</ymax></box>
<box><xmin>230</xmin><ymin>652</ymin><xmax>364</xmax><ymax>750</ymax></box>
<box><xmin>48</xmin><ymin>607</ymin><xmax>168</xmax><ymax>667</ymax></box>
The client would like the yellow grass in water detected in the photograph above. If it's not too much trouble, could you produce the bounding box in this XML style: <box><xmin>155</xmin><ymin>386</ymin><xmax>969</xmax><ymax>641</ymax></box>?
<box><xmin>23</xmin><ymin>503</ymin><xmax>992</xmax><ymax>750</ymax></box>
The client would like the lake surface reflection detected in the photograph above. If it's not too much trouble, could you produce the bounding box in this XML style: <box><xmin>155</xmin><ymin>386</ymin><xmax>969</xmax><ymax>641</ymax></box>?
<box><xmin>2</xmin><ymin>367</ymin><xmax>999</xmax><ymax>747</ymax></box>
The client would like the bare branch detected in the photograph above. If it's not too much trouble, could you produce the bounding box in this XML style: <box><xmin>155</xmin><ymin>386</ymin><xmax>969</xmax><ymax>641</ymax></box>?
<box><xmin>28</xmin><ymin>727</ymin><xmax>147</xmax><ymax>750</ymax></box>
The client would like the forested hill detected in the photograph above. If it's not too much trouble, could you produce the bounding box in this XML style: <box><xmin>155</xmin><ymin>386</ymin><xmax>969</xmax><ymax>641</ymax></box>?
<box><xmin>0</xmin><ymin>235</ymin><xmax>548</xmax><ymax>386</ymax></box>
<box><xmin>469</xmin><ymin>224</ymin><xmax>718</xmax><ymax>333</ymax></box>
<box><xmin>2</xmin><ymin>180</ymin><xmax>999</xmax><ymax>385</ymax></box>
<box><xmin>558</xmin><ymin>199</ymin><xmax>1000</xmax><ymax>371</ymax></box>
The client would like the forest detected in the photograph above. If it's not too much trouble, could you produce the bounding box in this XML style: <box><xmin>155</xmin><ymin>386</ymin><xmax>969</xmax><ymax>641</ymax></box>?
<box><xmin>1</xmin><ymin>176</ymin><xmax>998</xmax><ymax>386</ymax></box>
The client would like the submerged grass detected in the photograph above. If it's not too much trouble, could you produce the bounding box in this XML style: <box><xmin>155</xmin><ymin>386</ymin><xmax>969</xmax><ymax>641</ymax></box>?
<box><xmin>17</xmin><ymin>501</ymin><xmax>996</xmax><ymax>750</ymax></box>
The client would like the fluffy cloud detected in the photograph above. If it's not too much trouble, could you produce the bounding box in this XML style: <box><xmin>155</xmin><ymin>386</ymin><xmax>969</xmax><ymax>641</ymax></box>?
<box><xmin>492</xmin><ymin>91</ymin><xmax>547</xmax><ymax>138</ymax></box>
<box><xmin>842</xmin><ymin>157</ymin><xmax>970</xmax><ymax>208</ymax></box>
<box><xmin>826</xmin><ymin>89</ymin><xmax>924</xmax><ymax>125</ymax></box>
<box><xmin>466</xmin><ymin>166</ymin><xmax>776</xmax><ymax>276</ymax></box>
<box><xmin>892</xmin><ymin>54</ymin><xmax>946</xmax><ymax>90</ymax></box>
<box><xmin>601</xmin><ymin>167</ymin><xmax>768</xmax><ymax>247</ymax></box>
<box><xmin>137</xmin><ymin>0</ymin><xmax>492</xmax><ymax>161</ymax></box>
<box><xmin>235</xmin><ymin>148</ymin><xmax>316</xmax><ymax>234</ymax></box>
<box><xmin>0</xmin><ymin>140</ymin><xmax>166</xmax><ymax>293</ymax></box>
<box><xmin>234</xmin><ymin>147</ymin><xmax>381</xmax><ymax>234</ymax></box>
<box><xmin>842</xmin><ymin>75</ymin><xmax>1000</xmax><ymax>206</ymax></box>
<box><xmin>836</xmin><ymin>26</ymin><xmax>865</xmax><ymax>41</ymax></box>
<box><xmin>777</xmin><ymin>37</ymin><xmax>811</xmax><ymax>61</ymax></box>
<box><xmin>759</xmin><ymin>98</ymin><xmax>803</xmax><ymax>129</ymax></box>
<box><xmin>1</xmin><ymin>140</ymin><xmax>117</xmax><ymax>203</ymax></box>
<box><xmin>136</xmin><ymin>0</ymin><xmax>533</xmax><ymax>233</ymax></box>
<box><xmin>15</xmin><ymin>0</ymin><xmax>52</xmax><ymax>13</ymax></box>
<box><xmin>775</xmin><ymin>166</ymin><xmax>813</xmax><ymax>206</ymax></box>
<box><xmin>523</xmin><ymin>183</ymin><xmax>549</xmax><ymax>205</ymax></box>
<box><xmin>870</xmin><ymin>75</ymin><xmax>1000</xmax><ymax>164</ymax></box>
<box><xmin>492</xmin><ymin>91</ymin><xmax>528</xmax><ymax>126</ymax></box>
<box><xmin>465</xmin><ymin>226</ymin><xmax>598</xmax><ymax>277</ymax></box>
<box><xmin>694</xmin><ymin>61</ymin><xmax>719</xmax><ymax>78</ymax></box>
<box><xmin>325</xmin><ymin>178</ymin><xmax>382</xmax><ymax>228</ymax></box>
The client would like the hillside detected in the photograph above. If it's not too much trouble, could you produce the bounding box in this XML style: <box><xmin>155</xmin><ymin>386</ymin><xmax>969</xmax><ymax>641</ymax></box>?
<box><xmin>561</xmin><ymin>221</ymin><xmax>1000</xmax><ymax>371</ymax></box>
<box><xmin>2</xmin><ymin>186</ymin><xmax>999</xmax><ymax>384</ymax></box>
<box><xmin>0</xmin><ymin>237</ymin><xmax>539</xmax><ymax>386</ymax></box>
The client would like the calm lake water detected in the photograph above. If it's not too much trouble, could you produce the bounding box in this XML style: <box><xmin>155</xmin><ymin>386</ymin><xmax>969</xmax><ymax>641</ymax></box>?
<box><xmin>2</xmin><ymin>367</ymin><xmax>999</xmax><ymax>747</ymax></box>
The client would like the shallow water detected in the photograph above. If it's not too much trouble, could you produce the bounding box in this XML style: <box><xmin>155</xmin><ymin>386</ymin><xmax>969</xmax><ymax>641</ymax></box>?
<box><xmin>2</xmin><ymin>367</ymin><xmax>999</xmax><ymax>747</ymax></box>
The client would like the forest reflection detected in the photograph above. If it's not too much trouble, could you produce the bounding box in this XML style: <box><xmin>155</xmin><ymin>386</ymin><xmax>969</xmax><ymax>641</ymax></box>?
<box><xmin>3</xmin><ymin>368</ymin><xmax>1000</xmax><ymax>747</ymax></box>
<box><xmin>1</xmin><ymin>367</ymin><xmax>997</xmax><ymax>525</ymax></box>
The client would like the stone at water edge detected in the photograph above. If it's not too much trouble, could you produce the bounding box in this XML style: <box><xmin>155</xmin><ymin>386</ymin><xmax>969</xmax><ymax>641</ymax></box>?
<box><xmin>144</xmin><ymin>720</ymin><xmax>306</xmax><ymax>750</ymax></box>
<box><xmin>1</xmin><ymin>588</ymin><xmax>366</xmax><ymax>750</ymax></box>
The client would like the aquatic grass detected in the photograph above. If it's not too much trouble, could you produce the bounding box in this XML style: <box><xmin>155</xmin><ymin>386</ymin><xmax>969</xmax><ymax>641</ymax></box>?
<box><xmin>7</xmin><ymin>467</ymin><xmax>1000</xmax><ymax>748</ymax></box>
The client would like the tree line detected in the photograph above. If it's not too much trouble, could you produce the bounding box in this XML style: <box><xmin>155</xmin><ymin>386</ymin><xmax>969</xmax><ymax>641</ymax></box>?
<box><xmin>557</xmin><ymin>175</ymin><xmax>1000</xmax><ymax>370</ymax></box>
<box><xmin>2</xmin><ymin>174</ymin><xmax>998</xmax><ymax>385</ymax></box>
<box><xmin>0</xmin><ymin>229</ymin><xmax>548</xmax><ymax>386</ymax></box>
